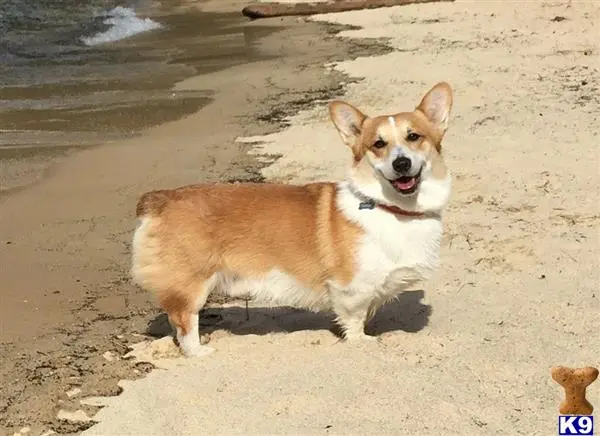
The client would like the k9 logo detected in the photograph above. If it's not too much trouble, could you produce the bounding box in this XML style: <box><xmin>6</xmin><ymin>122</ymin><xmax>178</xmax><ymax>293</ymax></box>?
<box><xmin>558</xmin><ymin>416</ymin><xmax>594</xmax><ymax>435</ymax></box>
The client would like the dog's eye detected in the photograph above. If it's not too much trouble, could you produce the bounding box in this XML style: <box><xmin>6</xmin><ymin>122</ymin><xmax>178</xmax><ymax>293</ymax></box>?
<box><xmin>406</xmin><ymin>132</ymin><xmax>421</xmax><ymax>142</ymax></box>
<box><xmin>373</xmin><ymin>139</ymin><xmax>387</xmax><ymax>148</ymax></box>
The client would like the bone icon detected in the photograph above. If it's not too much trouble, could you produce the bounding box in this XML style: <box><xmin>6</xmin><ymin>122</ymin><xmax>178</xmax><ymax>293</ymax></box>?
<box><xmin>551</xmin><ymin>366</ymin><xmax>599</xmax><ymax>415</ymax></box>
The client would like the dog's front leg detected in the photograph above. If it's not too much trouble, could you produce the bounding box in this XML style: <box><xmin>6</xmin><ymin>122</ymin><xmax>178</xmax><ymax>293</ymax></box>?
<box><xmin>329</xmin><ymin>287</ymin><xmax>375</xmax><ymax>341</ymax></box>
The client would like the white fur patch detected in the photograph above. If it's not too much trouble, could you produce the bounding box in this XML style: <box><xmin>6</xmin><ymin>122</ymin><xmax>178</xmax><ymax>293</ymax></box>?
<box><xmin>416</xmin><ymin>169</ymin><xmax>452</xmax><ymax>212</ymax></box>
<box><xmin>388</xmin><ymin>116</ymin><xmax>399</xmax><ymax>144</ymax></box>
<box><xmin>131</xmin><ymin>217</ymin><xmax>158</xmax><ymax>290</ymax></box>
<box><xmin>224</xmin><ymin>269</ymin><xmax>331</xmax><ymax>312</ymax></box>
<box><xmin>334</xmin><ymin>182</ymin><xmax>443</xmax><ymax>309</ymax></box>
<box><xmin>177</xmin><ymin>313</ymin><xmax>214</xmax><ymax>357</ymax></box>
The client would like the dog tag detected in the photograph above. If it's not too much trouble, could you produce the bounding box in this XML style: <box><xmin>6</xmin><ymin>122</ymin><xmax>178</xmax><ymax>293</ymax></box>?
<box><xmin>358</xmin><ymin>200</ymin><xmax>375</xmax><ymax>210</ymax></box>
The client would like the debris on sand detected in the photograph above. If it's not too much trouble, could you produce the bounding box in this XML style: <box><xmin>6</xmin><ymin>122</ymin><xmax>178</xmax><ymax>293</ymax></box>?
<box><xmin>242</xmin><ymin>0</ymin><xmax>454</xmax><ymax>19</ymax></box>
<box><xmin>56</xmin><ymin>409</ymin><xmax>92</xmax><ymax>423</ymax></box>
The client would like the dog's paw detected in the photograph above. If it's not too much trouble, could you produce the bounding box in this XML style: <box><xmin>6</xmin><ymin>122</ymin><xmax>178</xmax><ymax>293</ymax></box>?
<box><xmin>181</xmin><ymin>344</ymin><xmax>215</xmax><ymax>358</ymax></box>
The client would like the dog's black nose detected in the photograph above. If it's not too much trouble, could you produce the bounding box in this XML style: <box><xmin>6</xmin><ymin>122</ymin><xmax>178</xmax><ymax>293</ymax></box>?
<box><xmin>392</xmin><ymin>156</ymin><xmax>411</xmax><ymax>173</ymax></box>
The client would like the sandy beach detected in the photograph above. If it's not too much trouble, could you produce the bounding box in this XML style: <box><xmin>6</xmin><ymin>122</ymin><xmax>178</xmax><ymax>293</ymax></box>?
<box><xmin>2</xmin><ymin>0</ymin><xmax>599</xmax><ymax>435</ymax></box>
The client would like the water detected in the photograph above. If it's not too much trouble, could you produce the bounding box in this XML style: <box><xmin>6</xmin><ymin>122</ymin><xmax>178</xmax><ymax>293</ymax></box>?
<box><xmin>81</xmin><ymin>6</ymin><xmax>163</xmax><ymax>46</ymax></box>
<box><xmin>0</xmin><ymin>0</ymin><xmax>279</xmax><ymax>192</ymax></box>
<box><xmin>0</xmin><ymin>0</ymin><xmax>160</xmax><ymax>59</ymax></box>
<box><xmin>0</xmin><ymin>0</ymin><xmax>173</xmax><ymax>149</ymax></box>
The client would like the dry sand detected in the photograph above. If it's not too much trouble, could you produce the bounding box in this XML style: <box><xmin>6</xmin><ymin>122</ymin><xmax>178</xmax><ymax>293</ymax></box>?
<box><xmin>4</xmin><ymin>0</ymin><xmax>600</xmax><ymax>435</ymax></box>
<box><xmin>76</xmin><ymin>1</ymin><xmax>600</xmax><ymax>435</ymax></box>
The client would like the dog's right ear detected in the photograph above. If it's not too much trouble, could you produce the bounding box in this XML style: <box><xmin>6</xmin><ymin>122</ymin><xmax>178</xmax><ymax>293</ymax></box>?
<box><xmin>328</xmin><ymin>101</ymin><xmax>367</xmax><ymax>148</ymax></box>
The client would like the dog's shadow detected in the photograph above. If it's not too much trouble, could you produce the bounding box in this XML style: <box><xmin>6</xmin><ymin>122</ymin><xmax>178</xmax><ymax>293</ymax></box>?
<box><xmin>146</xmin><ymin>290</ymin><xmax>431</xmax><ymax>339</ymax></box>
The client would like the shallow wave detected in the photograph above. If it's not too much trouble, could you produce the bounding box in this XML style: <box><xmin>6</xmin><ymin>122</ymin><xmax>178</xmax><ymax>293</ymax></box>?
<box><xmin>81</xmin><ymin>6</ymin><xmax>162</xmax><ymax>46</ymax></box>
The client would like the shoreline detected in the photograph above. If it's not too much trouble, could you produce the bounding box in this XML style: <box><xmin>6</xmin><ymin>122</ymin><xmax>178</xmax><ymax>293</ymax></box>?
<box><xmin>0</xmin><ymin>2</ymin><xmax>392</xmax><ymax>433</ymax></box>
<box><xmin>0</xmin><ymin>4</ymin><xmax>274</xmax><ymax>196</ymax></box>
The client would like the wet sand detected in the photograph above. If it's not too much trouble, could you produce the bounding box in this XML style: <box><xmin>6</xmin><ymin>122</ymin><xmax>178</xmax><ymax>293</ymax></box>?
<box><xmin>0</xmin><ymin>1</ymin><xmax>390</xmax><ymax>433</ymax></box>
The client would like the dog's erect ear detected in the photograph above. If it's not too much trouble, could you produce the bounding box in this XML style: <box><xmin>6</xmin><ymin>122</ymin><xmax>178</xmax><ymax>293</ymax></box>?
<box><xmin>328</xmin><ymin>101</ymin><xmax>367</xmax><ymax>148</ymax></box>
<box><xmin>417</xmin><ymin>82</ymin><xmax>453</xmax><ymax>136</ymax></box>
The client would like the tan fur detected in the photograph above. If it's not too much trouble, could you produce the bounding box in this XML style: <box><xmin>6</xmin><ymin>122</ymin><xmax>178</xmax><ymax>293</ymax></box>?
<box><xmin>134</xmin><ymin>183</ymin><xmax>363</xmax><ymax>334</ymax></box>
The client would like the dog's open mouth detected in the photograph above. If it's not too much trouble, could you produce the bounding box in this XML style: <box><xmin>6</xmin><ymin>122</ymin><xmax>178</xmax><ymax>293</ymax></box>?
<box><xmin>390</xmin><ymin>170</ymin><xmax>421</xmax><ymax>195</ymax></box>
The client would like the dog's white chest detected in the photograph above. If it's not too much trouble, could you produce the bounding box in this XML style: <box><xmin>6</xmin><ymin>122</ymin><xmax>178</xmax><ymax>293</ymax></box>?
<box><xmin>337</xmin><ymin>186</ymin><xmax>443</xmax><ymax>296</ymax></box>
<box><xmin>356</xmin><ymin>212</ymin><xmax>442</xmax><ymax>287</ymax></box>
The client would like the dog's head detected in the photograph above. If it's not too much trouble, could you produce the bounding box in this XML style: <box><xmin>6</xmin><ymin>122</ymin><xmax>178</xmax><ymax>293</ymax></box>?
<box><xmin>328</xmin><ymin>82</ymin><xmax>453</xmax><ymax>213</ymax></box>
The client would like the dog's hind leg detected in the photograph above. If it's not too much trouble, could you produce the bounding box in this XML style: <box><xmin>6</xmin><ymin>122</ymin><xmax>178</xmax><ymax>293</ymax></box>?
<box><xmin>161</xmin><ymin>274</ymin><xmax>220</xmax><ymax>357</ymax></box>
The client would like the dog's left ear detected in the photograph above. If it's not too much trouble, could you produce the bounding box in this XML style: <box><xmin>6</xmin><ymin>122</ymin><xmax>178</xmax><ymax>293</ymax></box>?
<box><xmin>328</xmin><ymin>101</ymin><xmax>367</xmax><ymax>149</ymax></box>
<box><xmin>417</xmin><ymin>82</ymin><xmax>453</xmax><ymax>136</ymax></box>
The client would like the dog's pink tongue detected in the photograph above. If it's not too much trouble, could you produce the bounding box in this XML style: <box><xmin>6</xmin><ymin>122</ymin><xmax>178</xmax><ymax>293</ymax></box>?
<box><xmin>393</xmin><ymin>177</ymin><xmax>416</xmax><ymax>190</ymax></box>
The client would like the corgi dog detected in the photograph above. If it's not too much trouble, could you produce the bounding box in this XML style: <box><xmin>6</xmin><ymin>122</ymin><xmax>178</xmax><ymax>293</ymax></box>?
<box><xmin>131</xmin><ymin>82</ymin><xmax>453</xmax><ymax>357</ymax></box>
